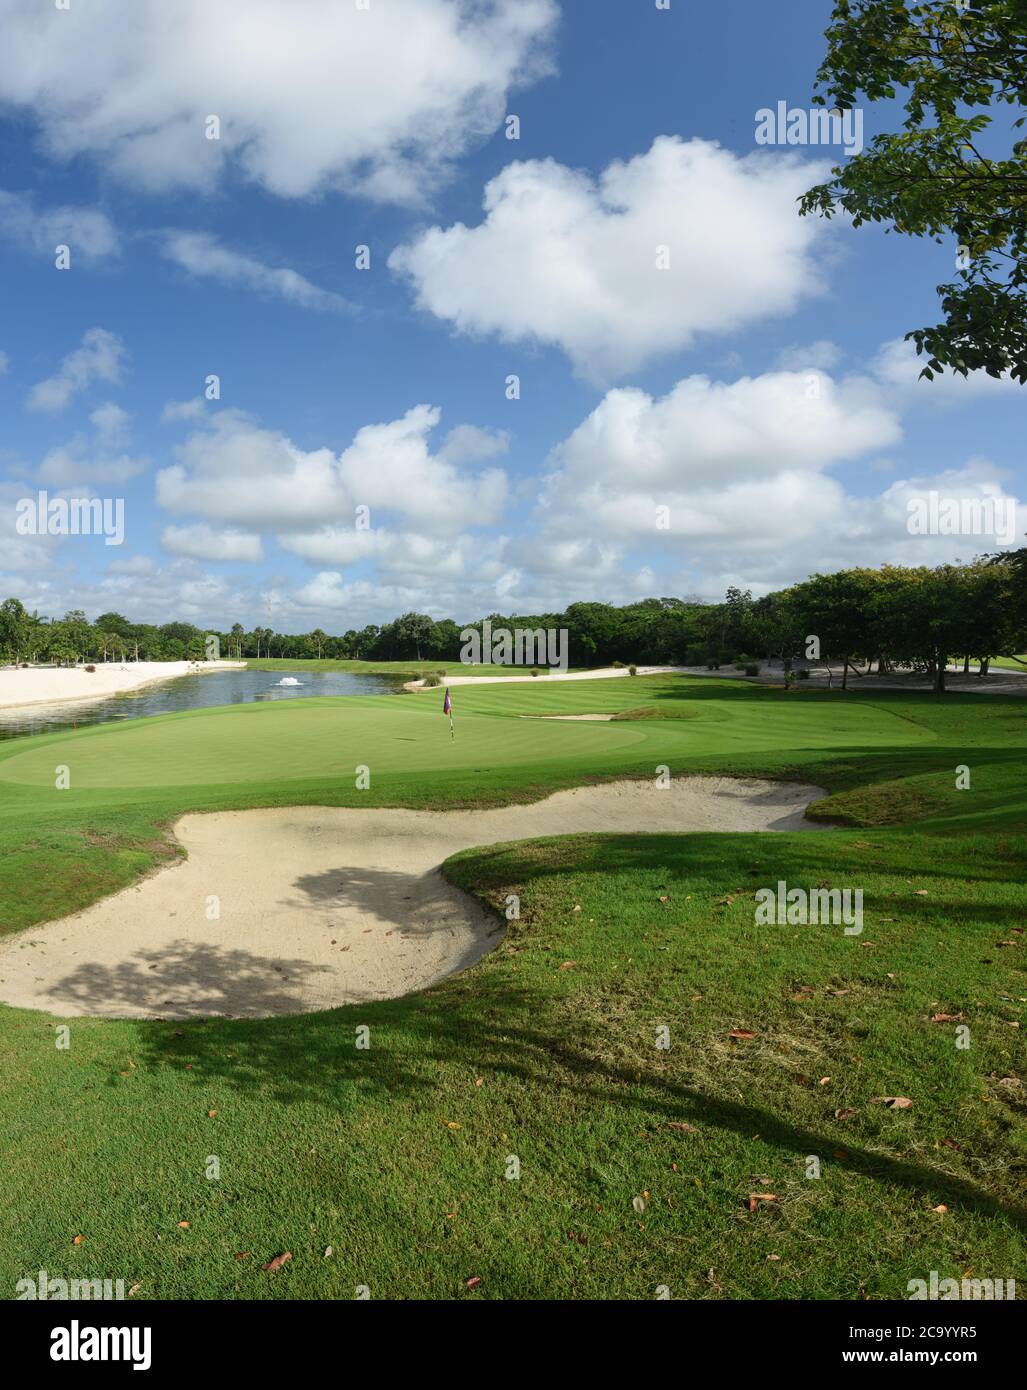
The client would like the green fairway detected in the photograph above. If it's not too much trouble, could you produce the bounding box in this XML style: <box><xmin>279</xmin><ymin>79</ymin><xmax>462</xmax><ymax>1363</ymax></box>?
<box><xmin>0</xmin><ymin>676</ymin><xmax>936</xmax><ymax>793</ymax></box>
<box><xmin>0</xmin><ymin>674</ymin><xmax>1024</xmax><ymax>1299</ymax></box>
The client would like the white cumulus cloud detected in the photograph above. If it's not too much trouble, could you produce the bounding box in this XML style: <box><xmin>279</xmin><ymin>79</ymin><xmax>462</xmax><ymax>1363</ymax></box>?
<box><xmin>0</xmin><ymin>0</ymin><xmax>557</xmax><ymax>203</ymax></box>
<box><xmin>390</xmin><ymin>137</ymin><xmax>831</xmax><ymax>380</ymax></box>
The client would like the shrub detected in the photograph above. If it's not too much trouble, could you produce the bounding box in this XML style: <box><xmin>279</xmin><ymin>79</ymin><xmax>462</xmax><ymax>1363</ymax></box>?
<box><xmin>436</xmin><ymin>669</ymin><xmax>447</xmax><ymax>676</ymax></box>
<box><xmin>85</xmin><ymin>664</ymin><xmax>96</xmax><ymax>673</ymax></box>
<box><xmin>531</xmin><ymin>668</ymin><xmax>540</xmax><ymax>677</ymax></box>
<box><xmin>628</xmin><ymin>664</ymin><xmax>637</xmax><ymax>676</ymax></box>
<box><xmin>421</xmin><ymin>673</ymin><xmax>441</xmax><ymax>687</ymax></box>
<box><xmin>744</xmin><ymin>663</ymin><xmax>759</xmax><ymax>676</ymax></box>
<box><xmin>611</xmin><ymin>659</ymin><xmax>625</xmax><ymax>668</ymax></box>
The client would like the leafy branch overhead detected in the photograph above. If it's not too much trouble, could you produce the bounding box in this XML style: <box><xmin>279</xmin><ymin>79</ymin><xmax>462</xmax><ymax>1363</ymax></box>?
<box><xmin>800</xmin><ymin>0</ymin><xmax>1027</xmax><ymax>382</ymax></box>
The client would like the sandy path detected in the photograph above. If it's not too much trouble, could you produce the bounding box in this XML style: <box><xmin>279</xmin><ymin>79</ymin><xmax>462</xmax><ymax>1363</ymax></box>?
<box><xmin>405</xmin><ymin>665</ymin><xmax>683</xmax><ymax>689</ymax></box>
<box><xmin>0</xmin><ymin>661</ymin><xmax>246</xmax><ymax>712</ymax></box>
<box><xmin>0</xmin><ymin>777</ymin><xmax>825</xmax><ymax>1021</ymax></box>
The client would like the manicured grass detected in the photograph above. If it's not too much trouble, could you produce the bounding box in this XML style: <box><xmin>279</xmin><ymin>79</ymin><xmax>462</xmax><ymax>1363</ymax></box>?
<box><xmin>0</xmin><ymin>675</ymin><xmax>1024</xmax><ymax>1298</ymax></box>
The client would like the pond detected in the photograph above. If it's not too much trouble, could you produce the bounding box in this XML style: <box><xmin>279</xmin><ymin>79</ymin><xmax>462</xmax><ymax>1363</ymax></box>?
<box><xmin>0</xmin><ymin>667</ymin><xmax>405</xmax><ymax>742</ymax></box>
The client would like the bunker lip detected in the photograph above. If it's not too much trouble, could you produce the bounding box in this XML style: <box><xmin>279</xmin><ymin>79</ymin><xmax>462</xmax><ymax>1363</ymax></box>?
<box><xmin>0</xmin><ymin>776</ymin><xmax>826</xmax><ymax>1022</ymax></box>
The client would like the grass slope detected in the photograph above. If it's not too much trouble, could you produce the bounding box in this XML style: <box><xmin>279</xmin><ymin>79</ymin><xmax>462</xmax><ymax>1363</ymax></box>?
<box><xmin>0</xmin><ymin>675</ymin><xmax>1024</xmax><ymax>1298</ymax></box>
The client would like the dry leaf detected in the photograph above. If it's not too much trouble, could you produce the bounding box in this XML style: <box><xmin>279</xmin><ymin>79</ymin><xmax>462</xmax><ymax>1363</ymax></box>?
<box><xmin>667</xmin><ymin>1121</ymin><xmax>697</xmax><ymax>1133</ymax></box>
<box><xmin>558</xmin><ymin>961</ymin><xmax>577</xmax><ymax>970</ymax></box>
<box><xmin>72</xmin><ymin>1235</ymin><xmax>85</xmax><ymax>1245</ymax></box>
<box><xmin>466</xmin><ymin>1275</ymin><xmax>482</xmax><ymax>1288</ymax></box>
<box><xmin>834</xmin><ymin>1107</ymin><xmax>858</xmax><ymax>1121</ymax></box>
<box><xmin>932</xmin><ymin>1204</ymin><xmax>948</xmax><ymax>1215</ymax></box>
<box><xmin>128</xmin><ymin>1283</ymin><xmax>141</xmax><ymax>1296</ymax></box>
<box><xmin>870</xmin><ymin>1096</ymin><xmax>914</xmax><ymax>1110</ymax></box>
<box><xmin>747</xmin><ymin>1193</ymin><xmax>778</xmax><ymax>1211</ymax></box>
<box><xmin>728</xmin><ymin>1028</ymin><xmax>757</xmax><ymax>1040</ymax></box>
<box><xmin>940</xmin><ymin>1138</ymin><xmax>961</xmax><ymax>1151</ymax></box>
<box><xmin>324</xmin><ymin>1246</ymin><xmax>333</xmax><ymax>1258</ymax></box>
<box><xmin>177</xmin><ymin>1221</ymin><xmax>190</xmax><ymax>1228</ymax></box>
<box><xmin>262</xmin><ymin>1252</ymin><xmax>292</xmax><ymax>1272</ymax></box>
<box><xmin>931</xmin><ymin>1013</ymin><xmax>963</xmax><ymax>1023</ymax></box>
<box><xmin>632</xmin><ymin>1195</ymin><xmax>647</xmax><ymax>1214</ymax></box>
<box><xmin>207</xmin><ymin>1109</ymin><xmax>218</xmax><ymax>1118</ymax></box>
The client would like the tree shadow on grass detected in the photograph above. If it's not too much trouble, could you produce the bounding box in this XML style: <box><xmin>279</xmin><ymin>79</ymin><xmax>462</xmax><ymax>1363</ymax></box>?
<box><xmin>132</xmin><ymin>977</ymin><xmax>1027</xmax><ymax>1234</ymax></box>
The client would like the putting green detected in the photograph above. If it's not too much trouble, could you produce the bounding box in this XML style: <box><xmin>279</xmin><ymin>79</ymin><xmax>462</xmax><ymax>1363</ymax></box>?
<box><xmin>0</xmin><ymin>678</ymin><xmax>933</xmax><ymax>792</ymax></box>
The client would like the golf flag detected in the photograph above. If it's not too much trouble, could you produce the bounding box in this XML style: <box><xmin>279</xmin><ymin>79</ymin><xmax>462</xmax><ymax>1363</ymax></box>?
<box><xmin>443</xmin><ymin>686</ymin><xmax>454</xmax><ymax>739</ymax></box>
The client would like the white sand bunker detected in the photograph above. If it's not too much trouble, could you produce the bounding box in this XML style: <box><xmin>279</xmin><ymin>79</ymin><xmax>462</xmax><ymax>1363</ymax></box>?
<box><xmin>0</xmin><ymin>777</ymin><xmax>825</xmax><ymax>1021</ymax></box>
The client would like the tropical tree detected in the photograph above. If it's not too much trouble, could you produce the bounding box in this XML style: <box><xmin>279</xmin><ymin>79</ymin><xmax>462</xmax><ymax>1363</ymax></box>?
<box><xmin>0</xmin><ymin>597</ymin><xmax>32</xmax><ymax>664</ymax></box>
<box><xmin>801</xmin><ymin>0</ymin><xmax>1027</xmax><ymax>383</ymax></box>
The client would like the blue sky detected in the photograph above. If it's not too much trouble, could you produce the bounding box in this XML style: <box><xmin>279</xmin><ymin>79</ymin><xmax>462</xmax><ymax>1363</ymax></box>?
<box><xmin>1</xmin><ymin>0</ymin><xmax>1023</xmax><ymax>632</ymax></box>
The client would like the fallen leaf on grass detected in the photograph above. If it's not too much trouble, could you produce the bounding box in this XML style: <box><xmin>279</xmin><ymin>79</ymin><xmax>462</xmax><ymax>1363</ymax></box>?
<box><xmin>632</xmin><ymin>1195</ymin><xmax>647</xmax><ymax>1214</ymax></box>
<box><xmin>728</xmin><ymin>1029</ymin><xmax>757</xmax><ymax>1040</ymax></box>
<box><xmin>932</xmin><ymin>1205</ymin><xmax>948</xmax><ymax>1215</ymax></box>
<box><xmin>747</xmin><ymin>1193</ymin><xmax>778</xmax><ymax>1212</ymax></box>
<box><xmin>667</xmin><ymin>1122</ymin><xmax>697</xmax><ymax>1133</ymax></box>
<box><xmin>940</xmin><ymin>1138</ymin><xmax>961</xmax><ymax>1151</ymax></box>
<box><xmin>128</xmin><ymin>1283</ymin><xmax>141</xmax><ymax>1296</ymax></box>
<box><xmin>207</xmin><ymin>1109</ymin><xmax>218</xmax><ymax>1118</ymax></box>
<box><xmin>931</xmin><ymin>1013</ymin><xmax>964</xmax><ymax>1023</ymax></box>
<box><xmin>870</xmin><ymin>1096</ymin><xmax>914</xmax><ymax>1110</ymax></box>
<box><xmin>558</xmin><ymin>961</ymin><xmax>577</xmax><ymax>970</ymax></box>
<box><xmin>324</xmin><ymin>1246</ymin><xmax>333</xmax><ymax>1258</ymax></box>
<box><xmin>466</xmin><ymin>1276</ymin><xmax>482</xmax><ymax>1288</ymax></box>
<box><xmin>177</xmin><ymin>1221</ymin><xmax>190</xmax><ymax>1229</ymax></box>
<box><xmin>72</xmin><ymin>1235</ymin><xmax>85</xmax><ymax>1245</ymax></box>
<box><xmin>234</xmin><ymin>1252</ymin><xmax>251</xmax><ymax>1260</ymax></box>
<box><xmin>262</xmin><ymin>1252</ymin><xmax>292</xmax><ymax>1272</ymax></box>
<box><xmin>834</xmin><ymin>1108</ymin><xmax>858</xmax><ymax>1121</ymax></box>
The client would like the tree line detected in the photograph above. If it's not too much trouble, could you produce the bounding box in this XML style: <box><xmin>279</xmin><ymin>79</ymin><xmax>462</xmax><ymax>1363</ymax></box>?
<box><xmin>1</xmin><ymin>555</ymin><xmax>1024</xmax><ymax>693</ymax></box>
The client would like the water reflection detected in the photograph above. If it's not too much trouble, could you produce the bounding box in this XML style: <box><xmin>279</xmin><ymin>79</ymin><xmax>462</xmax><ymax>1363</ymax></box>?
<box><xmin>0</xmin><ymin>668</ymin><xmax>403</xmax><ymax>741</ymax></box>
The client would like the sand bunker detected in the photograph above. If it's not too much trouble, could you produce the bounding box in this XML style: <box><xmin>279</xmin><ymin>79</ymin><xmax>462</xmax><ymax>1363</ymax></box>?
<box><xmin>0</xmin><ymin>777</ymin><xmax>824</xmax><ymax>1020</ymax></box>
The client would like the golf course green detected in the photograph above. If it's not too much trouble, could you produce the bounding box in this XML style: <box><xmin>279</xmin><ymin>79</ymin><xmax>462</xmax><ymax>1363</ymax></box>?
<box><xmin>0</xmin><ymin>673</ymin><xmax>1024</xmax><ymax>1299</ymax></box>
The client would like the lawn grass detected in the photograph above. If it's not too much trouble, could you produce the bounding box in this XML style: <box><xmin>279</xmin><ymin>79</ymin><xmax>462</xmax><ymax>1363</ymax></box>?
<box><xmin>0</xmin><ymin>674</ymin><xmax>1024</xmax><ymax>1299</ymax></box>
